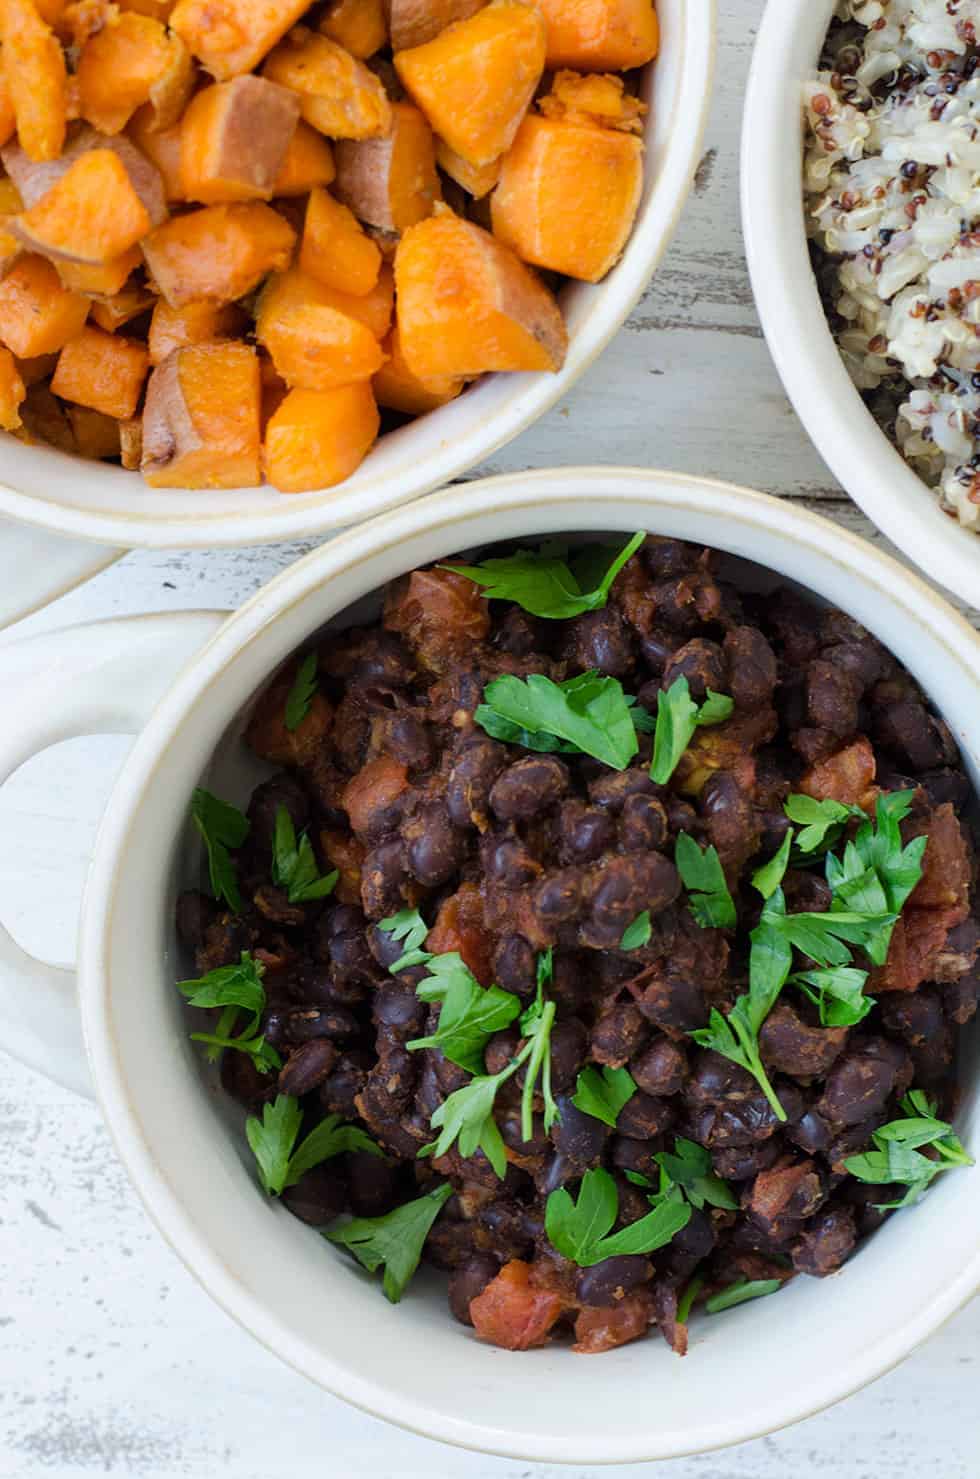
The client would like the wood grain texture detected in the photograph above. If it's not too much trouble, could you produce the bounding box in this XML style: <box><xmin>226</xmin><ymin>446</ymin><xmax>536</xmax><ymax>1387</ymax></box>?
<box><xmin>2</xmin><ymin>2</ymin><xmax>979</xmax><ymax>1475</ymax></box>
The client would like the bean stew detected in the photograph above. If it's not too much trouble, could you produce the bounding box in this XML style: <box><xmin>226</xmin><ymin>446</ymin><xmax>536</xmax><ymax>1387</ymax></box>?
<box><xmin>175</xmin><ymin>532</ymin><xmax>978</xmax><ymax>1355</ymax></box>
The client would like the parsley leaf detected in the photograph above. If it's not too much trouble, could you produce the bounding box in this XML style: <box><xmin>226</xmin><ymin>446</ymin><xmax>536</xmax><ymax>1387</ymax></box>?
<box><xmin>545</xmin><ymin>1167</ymin><xmax>692</xmax><ymax>1266</ymax></box>
<box><xmin>177</xmin><ymin>952</ymin><xmax>279</xmax><ymax>1069</ymax></box>
<box><xmin>620</xmin><ymin>911</ymin><xmax>651</xmax><ymax>950</ymax></box>
<box><xmin>284</xmin><ymin>651</ymin><xmax>318</xmax><ymax>732</ymax></box>
<box><xmin>272</xmin><ymin>805</ymin><xmax>338</xmax><ymax>904</ymax></box>
<box><xmin>654</xmin><ymin>1136</ymin><xmax>739</xmax><ymax>1211</ymax></box>
<box><xmin>572</xmin><ymin>1065</ymin><xmax>637</xmax><ymax>1127</ymax></box>
<box><xmin>420</xmin><ymin>1065</ymin><xmax>516</xmax><ymax>1177</ymax></box>
<box><xmin>377</xmin><ymin>907</ymin><xmax>431</xmax><ymax>972</ymax></box>
<box><xmin>442</xmin><ymin>532</ymin><xmax>645</xmax><ymax>621</ymax></box>
<box><xmin>519</xmin><ymin>972</ymin><xmax>558</xmax><ymax>1139</ymax></box>
<box><xmin>751</xmin><ymin>831</ymin><xmax>792</xmax><ymax>901</ymax></box>
<box><xmin>325</xmin><ymin>1182</ymin><xmax>453</xmax><ymax>1303</ymax></box>
<box><xmin>784</xmin><ymin>794</ymin><xmax>865</xmax><ymax>854</ymax></box>
<box><xmin>190</xmin><ymin>787</ymin><xmax>250</xmax><ymax>912</ymax></box>
<box><xmin>844</xmin><ymin>1090</ymin><xmax>973</xmax><ymax>1209</ymax></box>
<box><xmin>245</xmin><ymin>1095</ymin><xmax>384</xmax><ymax>1196</ymax></box>
<box><xmin>408</xmin><ymin>954</ymin><xmax>521</xmax><ymax>1074</ymax></box>
<box><xmin>189</xmin><ymin>1027</ymin><xmax>281</xmax><ymax>1072</ymax></box>
<box><xmin>649</xmin><ymin>677</ymin><xmax>734</xmax><ymax>785</ymax></box>
<box><xmin>677</xmin><ymin>1273</ymin><xmax>704</xmax><ymax>1325</ymax></box>
<box><xmin>475</xmin><ymin>670</ymin><xmax>639</xmax><ymax>771</ymax></box>
<box><xmin>675</xmin><ymin>833</ymin><xmax>736</xmax><ymax>929</ymax></box>
<box><xmin>788</xmin><ymin>966</ymin><xmax>873</xmax><ymax>1027</ymax></box>
<box><xmin>705</xmin><ymin>1277</ymin><xmax>782</xmax><ymax>1315</ymax></box>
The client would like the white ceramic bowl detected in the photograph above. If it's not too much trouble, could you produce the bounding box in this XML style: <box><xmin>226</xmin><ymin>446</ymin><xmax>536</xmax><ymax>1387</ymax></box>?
<box><xmin>0</xmin><ymin>2</ymin><xmax>714</xmax><ymax>626</ymax></box>
<box><xmin>2</xmin><ymin>467</ymin><xmax>979</xmax><ymax>1462</ymax></box>
<box><xmin>741</xmin><ymin>0</ymin><xmax>980</xmax><ymax>611</ymax></box>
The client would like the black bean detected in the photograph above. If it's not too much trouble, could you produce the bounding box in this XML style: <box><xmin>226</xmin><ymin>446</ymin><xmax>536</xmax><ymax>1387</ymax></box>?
<box><xmin>445</xmin><ymin>738</ymin><xmax>507</xmax><ymax>828</ymax></box>
<box><xmin>360</xmin><ymin>838</ymin><xmax>408</xmax><ymax>918</ymax></box>
<box><xmin>818</xmin><ymin>1040</ymin><xmax>905</xmax><ymax>1126</ymax></box>
<box><xmin>558</xmin><ymin>801</ymin><xmax>615</xmax><ymax>863</ymax></box>
<box><xmin>631</xmin><ymin>1037</ymin><xmax>687</xmax><ymax>1097</ymax></box>
<box><xmin>641</xmin><ymin>536</ymin><xmax>694</xmax><ymax>579</ymax></box>
<box><xmin>921</xmin><ymin>767</ymin><xmax>970</xmax><ymax>810</ymax></box>
<box><xmin>702</xmin><ymin>771</ymin><xmax>760</xmax><ymax>872</ymax></box>
<box><xmin>484</xmin><ymin>1028</ymin><xmax>520</xmax><ymax>1077</ymax></box>
<box><xmin>477</xmin><ymin>1198</ymin><xmax>537</xmax><ymax>1260</ymax></box>
<box><xmin>494</xmin><ymin>607</ymin><xmax>546</xmax><ymax>657</ymax></box>
<box><xmin>448</xmin><ymin>1254</ymin><xmax>501</xmax><ymax>1324</ymax></box>
<box><xmin>278</xmin><ymin>1038</ymin><xmax>338</xmax><ymax>1096</ymax></box>
<box><xmin>880</xmin><ymin>988</ymin><xmax>943</xmax><ymax>1047</ymax></box>
<box><xmin>639</xmin><ymin>629</ymin><xmax>677</xmax><ymax>672</ymax></box>
<box><xmin>549</xmin><ymin>1019</ymin><xmax>589</xmax><ymax>1090</ymax></box>
<box><xmin>281</xmin><ymin>1165</ymin><xmax>348</xmax><ymax>1226</ymax></box>
<box><xmin>565</xmin><ymin>608</ymin><xmax>635</xmax><ymax>678</ymax></box>
<box><xmin>373</xmin><ymin>983</ymin><xmax>426</xmax><ymax>1033</ymax></box>
<box><xmin>534</xmin><ymin>867</ymin><xmax>585</xmax><ymax>927</ymax></box>
<box><xmin>329</xmin><ymin>929</ymin><xmax>383</xmax><ymax>988</ymax></box>
<box><xmin>576</xmin><ymin>1255</ymin><xmax>651</xmax><ymax>1307</ymax></box>
<box><xmin>404</xmin><ymin>801</ymin><xmax>464</xmax><ymax>887</ymax></box>
<box><xmin>490</xmin><ymin>756</ymin><xmax>570</xmax><ymax>822</ymax></box>
<box><xmin>619</xmin><ymin>793</ymin><xmax>668</xmax><ymax>852</ymax></box>
<box><xmin>669</xmin><ymin>1207</ymin><xmax>715</xmax><ymax>1264</ymax></box>
<box><xmin>349</xmin><ymin>631</ymin><xmax>414</xmax><ymax>689</ymax></box>
<box><xmin>318</xmin><ymin>1054</ymin><xmax>369</xmax><ymax>1117</ymax></box>
<box><xmin>220</xmin><ymin>1049</ymin><xmax>276</xmax><ymax>1110</ymax></box>
<box><xmin>788</xmin><ymin>1108</ymin><xmax>833</xmax><ymax>1155</ymax></box>
<box><xmin>873</xmin><ymin>696</ymin><xmax>953</xmax><ymax>771</ymax></box>
<box><xmin>386</xmin><ymin>714</ymin><xmax>434</xmax><ymax>772</ymax></box>
<box><xmin>285</xmin><ymin>1006</ymin><xmax>361</xmax><ymax>1044</ymax></box>
<box><xmin>550</xmin><ymin>951</ymin><xmax>594</xmax><ymax>1012</ymax></box>
<box><xmin>609</xmin><ymin>1135</ymin><xmax>657</xmax><ymax>1176</ymax></box>
<box><xmin>759</xmin><ymin>1004</ymin><xmax>847</xmax><ymax>1077</ymax></box>
<box><xmin>483</xmin><ymin>835</ymin><xmax>541</xmax><ymax>886</ymax></box>
<box><xmin>493</xmin><ymin>933</ymin><xmax>537</xmax><ymax>996</ymax></box>
<box><xmin>634</xmin><ymin>971</ymin><xmax>707</xmax><ymax>1033</ymax></box>
<box><xmin>367</xmin><ymin>922</ymin><xmax>407</xmax><ymax>970</ymax></box>
<box><xmin>347</xmin><ymin>1150</ymin><xmax>400</xmax><ymax>1217</ymax></box>
<box><xmin>724</xmin><ymin>626</ymin><xmax>778</xmax><ymax>709</ymax></box>
<box><xmin>583</xmin><ymin>853</ymin><xmax>680</xmax><ymax>949</ymax></box>
<box><xmin>806</xmin><ymin>658</ymin><xmax>863</xmax><ymax>738</ymax></box>
<box><xmin>710</xmin><ymin>1140</ymin><xmax>781</xmax><ymax>1180</ymax></box>
<box><xmin>550</xmin><ymin>1092</ymin><xmax>607</xmax><ymax>1168</ymax></box>
<box><xmin>792</xmin><ymin>1206</ymin><xmax>856</xmax><ymax>1277</ymax></box>
<box><xmin>246</xmin><ymin>774</ymin><xmax>310</xmax><ymax>856</ymax></box>
<box><xmin>663</xmin><ymin>638</ymin><xmax>726</xmax><ymax>701</ymax></box>
<box><xmin>616</xmin><ymin>1092</ymin><xmax>675</xmax><ymax>1141</ymax></box>
<box><xmin>591</xmin><ymin>1004</ymin><xmax>648</xmax><ymax>1067</ymax></box>
<box><xmin>588</xmin><ymin>768</ymin><xmax>660</xmax><ymax>812</ymax></box>
<box><xmin>317</xmin><ymin>903</ymin><xmax>367</xmax><ymax>947</ymax></box>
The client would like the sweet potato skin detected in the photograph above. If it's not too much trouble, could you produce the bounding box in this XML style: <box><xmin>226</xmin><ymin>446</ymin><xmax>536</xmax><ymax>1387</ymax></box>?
<box><xmin>141</xmin><ymin>340</ymin><xmax>261</xmax><ymax>486</ymax></box>
<box><xmin>0</xmin><ymin>252</ymin><xmax>88</xmax><ymax>354</ymax></box>
<box><xmin>180</xmin><ymin>75</ymin><xmax>300</xmax><ymax>204</ymax></box>
<box><xmin>386</xmin><ymin>0</ymin><xmax>484</xmax><ymax>51</ymax></box>
<box><xmin>51</xmin><ymin>321</ymin><xmax>149</xmax><ymax>417</ymax></box>
<box><xmin>263</xmin><ymin>28</ymin><xmax>392</xmax><ymax>141</ymax></box>
<box><xmin>2</xmin><ymin>126</ymin><xmax>168</xmax><ymax>222</ymax></box>
<box><xmin>530</xmin><ymin>0</ymin><xmax>659</xmax><ymax>69</ymax></box>
<box><xmin>263</xmin><ymin>380</ymin><xmax>379</xmax><ymax>491</ymax></box>
<box><xmin>334</xmin><ymin>100</ymin><xmax>439</xmax><ymax>232</ymax></box>
<box><xmin>12</xmin><ymin>147</ymin><xmax>152</xmax><ymax>263</ymax></box>
<box><xmin>141</xmin><ymin>200</ymin><xmax>296</xmax><ymax>306</ymax></box>
<box><xmin>1</xmin><ymin>0</ymin><xmax>67</xmax><ymax>161</ymax></box>
<box><xmin>170</xmin><ymin>0</ymin><xmax>310</xmax><ymax>80</ymax></box>
<box><xmin>394</xmin><ymin>208</ymin><xmax>566</xmax><ymax>376</ymax></box>
<box><xmin>490</xmin><ymin>113</ymin><xmax>642</xmax><ymax>281</ymax></box>
<box><xmin>300</xmin><ymin>185</ymin><xmax>380</xmax><ymax>295</ymax></box>
<box><xmin>394</xmin><ymin>0</ymin><xmax>545</xmax><ymax>168</ymax></box>
<box><xmin>0</xmin><ymin>341</ymin><xmax>25</xmax><ymax>425</ymax></box>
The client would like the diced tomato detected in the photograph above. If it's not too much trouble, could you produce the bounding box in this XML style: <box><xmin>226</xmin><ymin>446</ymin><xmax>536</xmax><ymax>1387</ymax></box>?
<box><xmin>469</xmin><ymin>1260</ymin><xmax>564</xmax><ymax>1351</ymax></box>
<box><xmin>245</xmin><ymin>676</ymin><xmax>332</xmax><ymax>766</ymax></box>
<box><xmin>909</xmin><ymin>803</ymin><xmax>971</xmax><ymax>913</ymax></box>
<box><xmin>799</xmin><ymin>736</ymin><xmax>876</xmax><ymax>808</ymax></box>
<box><xmin>383</xmin><ymin>569</ymin><xmax>490</xmax><ymax>672</ymax></box>
<box><xmin>573</xmin><ymin>1292</ymin><xmax>654</xmax><ymax>1354</ymax></box>
<box><xmin>425</xmin><ymin>883</ymin><xmax>493</xmax><ymax>984</ymax></box>
<box><xmin>873</xmin><ymin>908</ymin><xmax>960</xmax><ymax>993</ymax></box>
<box><xmin>341</xmin><ymin>755</ymin><xmax>409</xmax><ymax>838</ymax></box>
<box><xmin>319</xmin><ymin>829</ymin><xmax>366</xmax><ymax>906</ymax></box>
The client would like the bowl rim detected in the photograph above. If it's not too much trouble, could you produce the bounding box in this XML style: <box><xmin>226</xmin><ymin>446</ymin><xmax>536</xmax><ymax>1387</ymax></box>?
<box><xmin>740</xmin><ymin>0</ymin><xmax>980</xmax><ymax>612</ymax></box>
<box><xmin>0</xmin><ymin>4</ymin><xmax>715</xmax><ymax>551</ymax></box>
<box><xmin>79</xmin><ymin>466</ymin><xmax>980</xmax><ymax>1463</ymax></box>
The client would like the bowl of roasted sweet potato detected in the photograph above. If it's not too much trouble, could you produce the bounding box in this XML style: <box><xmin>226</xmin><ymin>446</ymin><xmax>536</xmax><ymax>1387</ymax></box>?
<box><xmin>0</xmin><ymin>0</ymin><xmax>712</xmax><ymax>548</ymax></box>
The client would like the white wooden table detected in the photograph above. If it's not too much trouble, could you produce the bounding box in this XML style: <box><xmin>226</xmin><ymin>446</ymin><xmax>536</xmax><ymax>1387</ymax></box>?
<box><xmin>2</xmin><ymin>2</ymin><xmax>979</xmax><ymax>1474</ymax></box>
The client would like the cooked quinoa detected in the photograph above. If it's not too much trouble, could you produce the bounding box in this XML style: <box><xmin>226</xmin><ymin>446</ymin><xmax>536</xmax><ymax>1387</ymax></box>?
<box><xmin>804</xmin><ymin>0</ymin><xmax>980</xmax><ymax>530</ymax></box>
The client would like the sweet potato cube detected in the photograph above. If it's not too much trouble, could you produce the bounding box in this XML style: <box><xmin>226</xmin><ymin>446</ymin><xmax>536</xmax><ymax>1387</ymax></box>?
<box><xmin>141</xmin><ymin>201</ymin><xmax>296</xmax><ymax>306</ymax></box>
<box><xmin>3</xmin><ymin>127</ymin><xmax>168</xmax><ymax>221</ymax></box>
<box><xmin>170</xmin><ymin>0</ymin><xmax>310</xmax><ymax>80</ymax></box>
<box><xmin>263</xmin><ymin>29</ymin><xmax>391</xmax><ymax>141</ymax></box>
<box><xmin>319</xmin><ymin>0</ymin><xmax>386</xmax><ymax>58</ymax></box>
<box><xmin>256</xmin><ymin>267</ymin><xmax>384</xmax><ymax>389</ymax></box>
<box><xmin>13</xmin><ymin>149</ymin><xmax>152</xmax><ymax>264</ymax></box>
<box><xmin>119</xmin><ymin>0</ymin><xmax>176</xmax><ymax>17</ymax></box>
<box><xmin>272</xmin><ymin>120</ymin><xmax>335</xmax><ymax>196</ymax></box>
<box><xmin>394</xmin><ymin>0</ymin><xmax>545</xmax><ymax>168</ymax></box>
<box><xmin>143</xmin><ymin>29</ymin><xmax>194</xmax><ymax>132</ymax></box>
<box><xmin>148</xmin><ymin>298</ymin><xmax>245</xmax><ymax>364</ymax></box>
<box><xmin>373</xmin><ymin>324</ymin><xmax>463</xmax><ymax>414</ymax></box>
<box><xmin>66</xmin><ymin>402</ymin><xmax>120</xmax><ymax>457</ymax></box>
<box><xmin>394</xmin><ymin>208</ymin><xmax>566</xmax><ymax>376</ymax></box>
<box><xmin>57</xmin><ymin>245</ymin><xmax>143</xmax><ymax>296</ymax></box>
<box><xmin>0</xmin><ymin>253</ymin><xmax>88</xmax><ymax>354</ymax></box>
<box><xmin>180</xmin><ymin>76</ymin><xmax>300</xmax><ymax>205</ymax></box>
<box><xmin>300</xmin><ymin>187</ymin><xmax>380</xmax><ymax>295</ymax></box>
<box><xmin>141</xmin><ymin>340</ymin><xmax>260</xmax><ymax>487</ymax></box>
<box><xmin>387</xmin><ymin>0</ymin><xmax>485</xmax><ymax>50</ymax></box>
<box><xmin>491</xmin><ymin>114</ymin><xmax>642</xmax><ymax>281</ymax></box>
<box><xmin>76</xmin><ymin>10</ymin><xmax>183</xmax><ymax>134</ymax></box>
<box><xmin>51</xmin><ymin>322</ymin><xmax>148</xmax><ymax>417</ymax></box>
<box><xmin>435</xmin><ymin>139</ymin><xmax>499</xmax><ymax>198</ymax></box>
<box><xmin>89</xmin><ymin>281</ymin><xmax>154</xmax><ymax>331</ymax></box>
<box><xmin>538</xmin><ymin>69</ymin><xmax>646</xmax><ymax>131</ymax></box>
<box><xmin>127</xmin><ymin>109</ymin><xmax>183</xmax><ymax>200</ymax></box>
<box><xmin>531</xmin><ymin>0</ymin><xmax>658</xmax><ymax>69</ymax></box>
<box><xmin>1</xmin><ymin>0</ymin><xmax>67</xmax><ymax>161</ymax></box>
<box><xmin>0</xmin><ymin>71</ymin><xmax>16</xmax><ymax>148</ymax></box>
<box><xmin>264</xmin><ymin>262</ymin><xmax>393</xmax><ymax>342</ymax></box>
<box><xmin>0</xmin><ymin>343</ymin><xmax>25</xmax><ymax>426</ymax></box>
<box><xmin>335</xmin><ymin>101</ymin><xmax>440</xmax><ymax>233</ymax></box>
<box><xmin>263</xmin><ymin>381</ymin><xmax>378</xmax><ymax>492</ymax></box>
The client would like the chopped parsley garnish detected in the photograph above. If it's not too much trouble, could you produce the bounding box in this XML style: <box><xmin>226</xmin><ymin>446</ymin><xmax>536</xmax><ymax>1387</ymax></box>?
<box><xmin>653</xmin><ymin>1136</ymin><xmax>739</xmax><ymax>1211</ymax></box>
<box><xmin>245</xmin><ymin>1094</ymin><xmax>383</xmax><ymax>1196</ymax></box>
<box><xmin>325</xmin><ymin>1182</ymin><xmax>453</xmax><ymax>1303</ymax></box>
<box><xmin>377</xmin><ymin>907</ymin><xmax>431</xmax><ymax>972</ymax></box>
<box><xmin>788</xmin><ymin>966</ymin><xmax>873</xmax><ymax>1027</ymax></box>
<box><xmin>284</xmin><ymin>651</ymin><xmax>318</xmax><ymax>732</ymax></box>
<box><xmin>705</xmin><ymin>1277</ymin><xmax>782</xmax><ymax>1315</ymax></box>
<box><xmin>177</xmin><ymin>952</ymin><xmax>279</xmax><ymax>1070</ymax></box>
<box><xmin>676</xmin><ymin>1273</ymin><xmax>704</xmax><ymax>1325</ymax></box>
<box><xmin>649</xmin><ymin>676</ymin><xmax>734</xmax><ymax>785</ymax></box>
<box><xmin>475</xmin><ymin>670</ymin><xmax>639</xmax><ymax>771</ymax></box>
<box><xmin>572</xmin><ymin>1065</ymin><xmax>637</xmax><ymax>1127</ymax></box>
<box><xmin>272</xmin><ymin>805</ymin><xmax>338</xmax><ymax>904</ymax></box>
<box><xmin>407</xmin><ymin>953</ymin><xmax>521</xmax><ymax>1074</ymax></box>
<box><xmin>784</xmin><ymin>793</ymin><xmax>865</xmax><ymax>854</ymax></box>
<box><xmin>675</xmin><ymin>833</ymin><xmax>736</xmax><ymax>929</ymax></box>
<box><xmin>844</xmin><ymin>1090</ymin><xmax>974</xmax><ymax>1208</ymax></box>
<box><xmin>620</xmin><ymin>911</ymin><xmax>651</xmax><ymax>950</ymax></box>
<box><xmin>442</xmin><ymin>532</ymin><xmax>645</xmax><ymax>620</ymax></box>
<box><xmin>544</xmin><ymin>1166</ymin><xmax>691</xmax><ymax>1266</ymax></box>
<box><xmin>190</xmin><ymin>787</ymin><xmax>250</xmax><ymax>912</ymax></box>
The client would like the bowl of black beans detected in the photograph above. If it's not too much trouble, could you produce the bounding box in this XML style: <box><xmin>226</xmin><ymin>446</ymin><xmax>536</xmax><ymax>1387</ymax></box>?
<box><xmin>72</xmin><ymin>467</ymin><xmax>980</xmax><ymax>1462</ymax></box>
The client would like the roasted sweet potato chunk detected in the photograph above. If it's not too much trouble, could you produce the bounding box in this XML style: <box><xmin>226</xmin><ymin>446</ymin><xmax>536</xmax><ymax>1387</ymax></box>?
<box><xmin>300</xmin><ymin>186</ymin><xmax>380</xmax><ymax>295</ymax></box>
<box><xmin>13</xmin><ymin>147</ymin><xmax>152</xmax><ymax>263</ymax></box>
<box><xmin>0</xmin><ymin>253</ymin><xmax>88</xmax><ymax>354</ymax></box>
<box><xmin>319</xmin><ymin>0</ymin><xmax>386</xmax><ymax>59</ymax></box>
<box><xmin>141</xmin><ymin>340</ymin><xmax>261</xmax><ymax>486</ymax></box>
<box><xmin>1</xmin><ymin>0</ymin><xmax>67</xmax><ymax>161</ymax></box>
<box><xmin>531</xmin><ymin>0</ymin><xmax>658</xmax><ymax>69</ymax></box>
<box><xmin>89</xmin><ymin>279</ymin><xmax>154</xmax><ymax>330</ymax></box>
<box><xmin>435</xmin><ymin>139</ymin><xmax>499</xmax><ymax>198</ymax></box>
<box><xmin>56</xmin><ymin>246</ymin><xmax>142</xmax><ymax>296</ymax></box>
<box><xmin>0</xmin><ymin>70</ymin><xmax>16</xmax><ymax>149</ymax></box>
<box><xmin>76</xmin><ymin>9</ymin><xmax>184</xmax><ymax>134</ymax></box>
<box><xmin>2</xmin><ymin>127</ymin><xmax>168</xmax><ymax>222</ymax></box>
<box><xmin>386</xmin><ymin>0</ymin><xmax>485</xmax><ymax>50</ymax></box>
<box><xmin>491</xmin><ymin>113</ymin><xmax>642</xmax><ymax>281</ymax></box>
<box><xmin>271</xmin><ymin>119</ymin><xmax>336</xmax><ymax>195</ymax></box>
<box><xmin>334</xmin><ymin>101</ymin><xmax>439</xmax><ymax>233</ymax></box>
<box><xmin>394</xmin><ymin>0</ymin><xmax>545</xmax><ymax>168</ymax></box>
<box><xmin>169</xmin><ymin>0</ymin><xmax>310</xmax><ymax>80</ymax></box>
<box><xmin>148</xmin><ymin>298</ymin><xmax>245</xmax><ymax>364</ymax></box>
<box><xmin>263</xmin><ymin>381</ymin><xmax>378</xmax><ymax>491</ymax></box>
<box><xmin>141</xmin><ymin>200</ymin><xmax>295</xmax><ymax>306</ymax></box>
<box><xmin>65</xmin><ymin>402</ymin><xmax>121</xmax><ymax>457</ymax></box>
<box><xmin>394</xmin><ymin>207</ymin><xmax>566</xmax><ymax>376</ymax></box>
<box><xmin>0</xmin><ymin>342</ymin><xmax>25</xmax><ymax>425</ymax></box>
<box><xmin>51</xmin><ymin>321</ymin><xmax>149</xmax><ymax>417</ymax></box>
<box><xmin>180</xmin><ymin>76</ymin><xmax>300</xmax><ymax>204</ymax></box>
<box><xmin>263</xmin><ymin>29</ymin><xmax>391</xmax><ymax>141</ymax></box>
<box><xmin>256</xmin><ymin>265</ymin><xmax>385</xmax><ymax>389</ymax></box>
<box><xmin>373</xmin><ymin>323</ymin><xmax>463</xmax><ymax>413</ymax></box>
